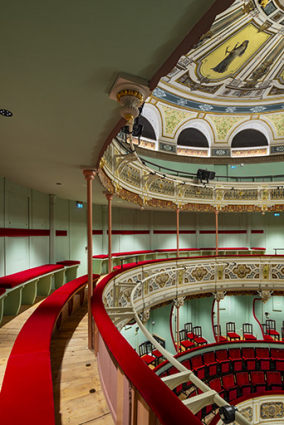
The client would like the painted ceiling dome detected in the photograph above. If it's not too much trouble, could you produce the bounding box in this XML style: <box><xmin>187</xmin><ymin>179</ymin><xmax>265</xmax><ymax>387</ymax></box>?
<box><xmin>140</xmin><ymin>0</ymin><xmax>284</xmax><ymax>160</ymax></box>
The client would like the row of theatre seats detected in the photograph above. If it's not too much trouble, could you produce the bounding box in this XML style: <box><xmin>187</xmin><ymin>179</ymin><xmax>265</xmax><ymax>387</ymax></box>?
<box><xmin>186</xmin><ymin>370</ymin><xmax>283</xmax><ymax>421</ymax></box>
<box><xmin>139</xmin><ymin>322</ymin><xmax>283</xmax><ymax>368</ymax></box>
<box><xmin>158</xmin><ymin>347</ymin><xmax>284</xmax><ymax>421</ymax></box>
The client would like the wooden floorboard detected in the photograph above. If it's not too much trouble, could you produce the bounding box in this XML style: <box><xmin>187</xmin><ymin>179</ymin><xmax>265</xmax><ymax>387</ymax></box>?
<box><xmin>0</xmin><ymin>299</ymin><xmax>114</xmax><ymax>425</ymax></box>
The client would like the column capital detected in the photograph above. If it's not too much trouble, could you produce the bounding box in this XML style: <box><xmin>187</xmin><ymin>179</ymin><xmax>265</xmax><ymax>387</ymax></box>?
<box><xmin>104</xmin><ymin>191</ymin><xmax>113</xmax><ymax>202</ymax></box>
<box><xmin>82</xmin><ymin>169</ymin><xmax>96</xmax><ymax>181</ymax></box>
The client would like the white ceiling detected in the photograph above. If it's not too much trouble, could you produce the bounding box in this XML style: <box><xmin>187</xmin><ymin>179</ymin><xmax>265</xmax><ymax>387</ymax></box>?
<box><xmin>0</xmin><ymin>0</ymin><xmax>232</xmax><ymax>206</ymax></box>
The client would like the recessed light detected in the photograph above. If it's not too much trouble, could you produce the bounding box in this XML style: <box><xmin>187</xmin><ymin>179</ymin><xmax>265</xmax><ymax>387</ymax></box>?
<box><xmin>56</xmin><ymin>182</ymin><xmax>62</xmax><ymax>185</ymax></box>
<box><xmin>0</xmin><ymin>109</ymin><xmax>13</xmax><ymax>117</ymax></box>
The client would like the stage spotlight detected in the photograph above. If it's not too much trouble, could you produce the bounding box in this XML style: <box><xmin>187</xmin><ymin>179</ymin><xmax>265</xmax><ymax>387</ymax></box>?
<box><xmin>197</xmin><ymin>169</ymin><xmax>216</xmax><ymax>183</ymax></box>
<box><xmin>219</xmin><ymin>405</ymin><xmax>238</xmax><ymax>424</ymax></box>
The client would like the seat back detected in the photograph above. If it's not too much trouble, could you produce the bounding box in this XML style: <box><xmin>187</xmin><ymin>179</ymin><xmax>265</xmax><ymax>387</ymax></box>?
<box><xmin>255</xmin><ymin>347</ymin><xmax>269</xmax><ymax>358</ymax></box>
<box><xmin>267</xmin><ymin>371</ymin><xmax>282</xmax><ymax>385</ymax></box>
<box><xmin>209</xmin><ymin>378</ymin><xmax>222</xmax><ymax>393</ymax></box>
<box><xmin>226</xmin><ymin>322</ymin><xmax>236</xmax><ymax>333</ymax></box>
<box><xmin>242</xmin><ymin>347</ymin><xmax>255</xmax><ymax>358</ymax></box>
<box><xmin>251</xmin><ymin>371</ymin><xmax>265</xmax><ymax>384</ymax></box>
<box><xmin>191</xmin><ymin>355</ymin><xmax>202</xmax><ymax>368</ymax></box>
<box><xmin>216</xmin><ymin>349</ymin><xmax>228</xmax><ymax>361</ymax></box>
<box><xmin>192</xmin><ymin>326</ymin><xmax>202</xmax><ymax>337</ymax></box>
<box><xmin>261</xmin><ymin>323</ymin><xmax>270</xmax><ymax>335</ymax></box>
<box><xmin>139</xmin><ymin>341</ymin><xmax>151</xmax><ymax>356</ymax></box>
<box><xmin>184</xmin><ymin>322</ymin><xmax>192</xmax><ymax>333</ymax></box>
<box><xmin>236</xmin><ymin>372</ymin><xmax>250</xmax><ymax>386</ymax></box>
<box><xmin>271</xmin><ymin>348</ymin><xmax>284</xmax><ymax>359</ymax></box>
<box><xmin>243</xmin><ymin>323</ymin><xmax>253</xmax><ymax>335</ymax></box>
<box><xmin>266</xmin><ymin>319</ymin><xmax>276</xmax><ymax>330</ymax></box>
<box><xmin>222</xmin><ymin>374</ymin><xmax>235</xmax><ymax>389</ymax></box>
<box><xmin>179</xmin><ymin>329</ymin><xmax>187</xmax><ymax>341</ymax></box>
<box><xmin>228</xmin><ymin>348</ymin><xmax>241</xmax><ymax>359</ymax></box>
<box><xmin>214</xmin><ymin>324</ymin><xmax>222</xmax><ymax>336</ymax></box>
<box><xmin>203</xmin><ymin>351</ymin><xmax>215</xmax><ymax>364</ymax></box>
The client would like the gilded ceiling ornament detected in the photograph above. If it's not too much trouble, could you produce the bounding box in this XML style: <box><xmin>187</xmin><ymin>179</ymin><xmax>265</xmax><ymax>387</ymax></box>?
<box><xmin>213</xmin><ymin>291</ymin><xmax>226</xmax><ymax>301</ymax></box>
<box><xmin>257</xmin><ymin>290</ymin><xmax>273</xmax><ymax>303</ymax></box>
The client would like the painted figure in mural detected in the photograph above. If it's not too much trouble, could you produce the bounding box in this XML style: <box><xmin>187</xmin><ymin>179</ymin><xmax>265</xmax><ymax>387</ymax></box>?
<box><xmin>212</xmin><ymin>40</ymin><xmax>249</xmax><ymax>73</ymax></box>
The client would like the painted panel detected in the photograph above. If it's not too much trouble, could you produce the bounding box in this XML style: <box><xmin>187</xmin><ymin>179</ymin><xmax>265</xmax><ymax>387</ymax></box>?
<box><xmin>200</xmin><ymin>23</ymin><xmax>270</xmax><ymax>80</ymax></box>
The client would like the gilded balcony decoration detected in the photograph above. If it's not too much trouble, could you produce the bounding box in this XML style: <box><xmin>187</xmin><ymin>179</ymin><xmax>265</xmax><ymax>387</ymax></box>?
<box><xmin>260</xmin><ymin>402</ymin><xmax>284</xmax><ymax>419</ymax></box>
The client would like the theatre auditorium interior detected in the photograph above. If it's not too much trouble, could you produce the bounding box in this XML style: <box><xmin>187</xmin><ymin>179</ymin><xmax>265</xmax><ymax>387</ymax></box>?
<box><xmin>6</xmin><ymin>0</ymin><xmax>284</xmax><ymax>424</ymax></box>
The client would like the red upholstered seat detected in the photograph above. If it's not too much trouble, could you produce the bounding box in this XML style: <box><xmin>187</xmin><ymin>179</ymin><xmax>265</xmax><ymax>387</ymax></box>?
<box><xmin>226</xmin><ymin>322</ymin><xmax>240</xmax><ymax>341</ymax></box>
<box><xmin>271</xmin><ymin>348</ymin><xmax>284</xmax><ymax>371</ymax></box>
<box><xmin>184</xmin><ymin>322</ymin><xmax>194</xmax><ymax>340</ymax></box>
<box><xmin>235</xmin><ymin>372</ymin><xmax>252</xmax><ymax>396</ymax></box>
<box><xmin>222</xmin><ymin>374</ymin><xmax>238</xmax><ymax>401</ymax></box>
<box><xmin>139</xmin><ymin>341</ymin><xmax>156</xmax><ymax>367</ymax></box>
<box><xmin>192</xmin><ymin>326</ymin><xmax>207</xmax><ymax>346</ymax></box>
<box><xmin>56</xmin><ymin>260</ymin><xmax>80</xmax><ymax>266</ymax></box>
<box><xmin>0</xmin><ymin>288</ymin><xmax>5</xmax><ymax>296</ymax></box>
<box><xmin>215</xmin><ymin>349</ymin><xmax>230</xmax><ymax>373</ymax></box>
<box><xmin>179</xmin><ymin>329</ymin><xmax>195</xmax><ymax>351</ymax></box>
<box><xmin>266</xmin><ymin>319</ymin><xmax>280</xmax><ymax>340</ymax></box>
<box><xmin>251</xmin><ymin>371</ymin><xmax>266</xmax><ymax>392</ymax></box>
<box><xmin>242</xmin><ymin>347</ymin><xmax>256</xmax><ymax>371</ymax></box>
<box><xmin>214</xmin><ymin>324</ymin><xmax>227</xmax><ymax>342</ymax></box>
<box><xmin>191</xmin><ymin>355</ymin><xmax>205</xmax><ymax>380</ymax></box>
<box><xmin>243</xmin><ymin>323</ymin><xmax>257</xmax><ymax>341</ymax></box>
<box><xmin>266</xmin><ymin>371</ymin><xmax>283</xmax><ymax>390</ymax></box>
<box><xmin>255</xmin><ymin>347</ymin><xmax>270</xmax><ymax>370</ymax></box>
<box><xmin>228</xmin><ymin>348</ymin><xmax>243</xmax><ymax>372</ymax></box>
<box><xmin>209</xmin><ymin>378</ymin><xmax>225</xmax><ymax>398</ymax></box>
<box><xmin>203</xmin><ymin>351</ymin><xmax>218</xmax><ymax>377</ymax></box>
<box><xmin>0</xmin><ymin>264</ymin><xmax>64</xmax><ymax>289</ymax></box>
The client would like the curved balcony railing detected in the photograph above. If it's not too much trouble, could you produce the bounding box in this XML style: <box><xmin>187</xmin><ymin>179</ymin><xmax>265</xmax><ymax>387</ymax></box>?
<box><xmin>92</xmin><ymin>256</ymin><xmax>284</xmax><ymax>425</ymax></box>
<box><xmin>98</xmin><ymin>138</ymin><xmax>284</xmax><ymax>211</ymax></box>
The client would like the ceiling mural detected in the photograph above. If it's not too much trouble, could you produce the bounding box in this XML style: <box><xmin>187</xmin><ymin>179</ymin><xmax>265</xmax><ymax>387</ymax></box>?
<box><xmin>141</xmin><ymin>0</ymin><xmax>284</xmax><ymax>158</ymax></box>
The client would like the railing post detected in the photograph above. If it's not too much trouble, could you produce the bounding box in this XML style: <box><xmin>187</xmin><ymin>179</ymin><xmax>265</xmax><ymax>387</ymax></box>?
<box><xmin>215</xmin><ymin>209</ymin><xmax>219</xmax><ymax>256</ymax></box>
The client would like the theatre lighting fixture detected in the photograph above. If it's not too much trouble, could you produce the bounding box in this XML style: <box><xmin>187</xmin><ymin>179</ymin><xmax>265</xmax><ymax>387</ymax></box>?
<box><xmin>219</xmin><ymin>405</ymin><xmax>238</xmax><ymax>424</ymax></box>
<box><xmin>109</xmin><ymin>73</ymin><xmax>151</xmax><ymax>132</ymax></box>
<box><xmin>197</xmin><ymin>169</ymin><xmax>216</xmax><ymax>183</ymax></box>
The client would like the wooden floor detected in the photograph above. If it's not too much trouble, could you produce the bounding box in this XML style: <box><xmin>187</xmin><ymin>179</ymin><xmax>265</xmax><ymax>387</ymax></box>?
<box><xmin>0</xmin><ymin>299</ymin><xmax>114</xmax><ymax>425</ymax></box>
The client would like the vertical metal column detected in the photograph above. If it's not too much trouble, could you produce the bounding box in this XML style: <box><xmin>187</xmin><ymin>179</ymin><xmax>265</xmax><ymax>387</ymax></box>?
<box><xmin>83</xmin><ymin>169</ymin><xmax>96</xmax><ymax>350</ymax></box>
<box><xmin>176</xmin><ymin>208</ymin><xmax>180</xmax><ymax>258</ymax></box>
<box><xmin>49</xmin><ymin>194</ymin><xmax>56</xmax><ymax>264</ymax></box>
<box><xmin>105</xmin><ymin>193</ymin><xmax>113</xmax><ymax>273</ymax></box>
<box><xmin>215</xmin><ymin>210</ymin><xmax>219</xmax><ymax>255</ymax></box>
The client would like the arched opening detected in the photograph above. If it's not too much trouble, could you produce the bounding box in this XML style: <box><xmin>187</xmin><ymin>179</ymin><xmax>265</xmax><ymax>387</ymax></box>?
<box><xmin>139</xmin><ymin>116</ymin><xmax>157</xmax><ymax>141</ymax></box>
<box><xmin>232</xmin><ymin>129</ymin><xmax>268</xmax><ymax>148</ymax></box>
<box><xmin>177</xmin><ymin>128</ymin><xmax>209</xmax><ymax>148</ymax></box>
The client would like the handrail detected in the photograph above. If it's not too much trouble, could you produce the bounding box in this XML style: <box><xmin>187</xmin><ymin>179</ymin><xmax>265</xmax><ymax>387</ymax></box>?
<box><xmin>130</xmin><ymin>276</ymin><xmax>250</xmax><ymax>425</ymax></box>
<box><xmin>92</xmin><ymin>270</ymin><xmax>203</xmax><ymax>425</ymax></box>
<box><xmin>116</xmin><ymin>136</ymin><xmax>284</xmax><ymax>183</ymax></box>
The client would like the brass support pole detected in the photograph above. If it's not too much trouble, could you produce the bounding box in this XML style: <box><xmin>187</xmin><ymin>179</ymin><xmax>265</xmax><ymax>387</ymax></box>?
<box><xmin>83</xmin><ymin>169</ymin><xmax>96</xmax><ymax>350</ymax></box>
<box><xmin>105</xmin><ymin>193</ymin><xmax>113</xmax><ymax>273</ymax></box>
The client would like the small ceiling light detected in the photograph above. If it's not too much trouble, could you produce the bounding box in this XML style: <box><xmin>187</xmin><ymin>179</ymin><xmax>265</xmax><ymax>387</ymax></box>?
<box><xmin>56</xmin><ymin>182</ymin><xmax>62</xmax><ymax>185</ymax></box>
<box><xmin>0</xmin><ymin>109</ymin><xmax>13</xmax><ymax>117</ymax></box>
